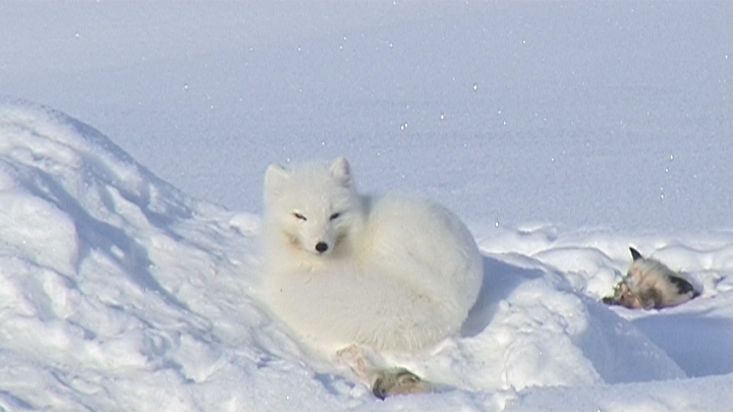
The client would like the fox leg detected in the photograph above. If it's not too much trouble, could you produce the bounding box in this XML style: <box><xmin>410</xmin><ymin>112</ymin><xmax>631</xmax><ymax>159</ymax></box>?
<box><xmin>371</xmin><ymin>367</ymin><xmax>430</xmax><ymax>399</ymax></box>
<box><xmin>336</xmin><ymin>344</ymin><xmax>372</xmax><ymax>382</ymax></box>
<box><xmin>335</xmin><ymin>344</ymin><xmax>431</xmax><ymax>399</ymax></box>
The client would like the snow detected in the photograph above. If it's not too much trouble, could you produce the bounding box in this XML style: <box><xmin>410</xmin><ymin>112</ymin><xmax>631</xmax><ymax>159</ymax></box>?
<box><xmin>0</xmin><ymin>1</ymin><xmax>731</xmax><ymax>411</ymax></box>
<box><xmin>1</xmin><ymin>99</ymin><xmax>730</xmax><ymax>411</ymax></box>
<box><xmin>2</xmin><ymin>1</ymin><xmax>730</xmax><ymax>232</ymax></box>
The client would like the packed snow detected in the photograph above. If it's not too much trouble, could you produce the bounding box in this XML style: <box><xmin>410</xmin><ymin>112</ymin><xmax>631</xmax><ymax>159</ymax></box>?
<box><xmin>0</xmin><ymin>1</ymin><xmax>731</xmax><ymax>411</ymax></box>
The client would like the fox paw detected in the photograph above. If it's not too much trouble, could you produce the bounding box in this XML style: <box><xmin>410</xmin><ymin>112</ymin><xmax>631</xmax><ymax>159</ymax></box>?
<box><xmin>372</xmin><ymin>367</ymin><xmax>430</xmax><ymax>400</ymax></box>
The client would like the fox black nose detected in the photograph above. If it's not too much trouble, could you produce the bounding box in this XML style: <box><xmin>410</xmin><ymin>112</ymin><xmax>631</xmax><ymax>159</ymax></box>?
<box><xmin>315</xmin><ymin>242</ymin><xmax>329</xmax><ymax>253</ymax></box>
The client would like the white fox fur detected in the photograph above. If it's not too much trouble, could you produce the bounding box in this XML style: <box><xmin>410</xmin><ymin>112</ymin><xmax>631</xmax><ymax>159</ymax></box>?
<box><xmin>603</xmin><ymin>247</ymin><xmax>698</xmax><ymax>310</ymax></box>
<box><xmin>259</xmin><ymin>157</ymin><xmax>484</xmax><ymax>355</ymax></box>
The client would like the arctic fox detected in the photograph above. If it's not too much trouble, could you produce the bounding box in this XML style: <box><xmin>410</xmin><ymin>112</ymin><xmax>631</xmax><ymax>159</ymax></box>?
<box><xmin>259</xmin><ymin>157</ymin><xmax>483</xmax><ymax>397</ymax></box>
<box><xmin>602</xmin><ymin>247</ymin><xmax>698</xmax><ymax>310</ymax></box>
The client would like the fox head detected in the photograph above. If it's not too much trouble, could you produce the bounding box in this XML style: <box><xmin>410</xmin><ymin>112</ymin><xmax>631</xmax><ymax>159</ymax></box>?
<box><xmin>263</xmin><ymin>156</ymin><xmax>364</xmax><ymax>257</ymax></box>
<box><xmin>602</xmin><ymin>247</ymin><xmax>651</xmax><ymax>308</ymax></box>
<box><xmin>625</xmin><ymin>246</ymin><xmax>675</xmax><ymax>289</ymax></box>
<box><xmin>603</xmin><ymin>246</ymin><xmax>697</xmax><ymax>309</ymax></box>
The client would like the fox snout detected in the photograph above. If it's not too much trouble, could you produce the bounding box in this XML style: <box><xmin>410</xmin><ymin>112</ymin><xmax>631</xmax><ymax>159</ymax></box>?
<box><xmin>315</xmin><ymin>241</ymin><xmax>329</xmax><ymax>254</ymax></box>
<box><xmin>292</xmin><ymin>235</ymin><xmax>332</xmax><ymax>255</ymax></box>
<box><xmin>302</xmin><ymin>232</ymin><xmax>333</xmax><ymax>255</ymax></box>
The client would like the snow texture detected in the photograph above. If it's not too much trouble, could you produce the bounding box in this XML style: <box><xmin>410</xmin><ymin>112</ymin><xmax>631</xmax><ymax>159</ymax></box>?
<box><xmin>0</xmin><ymin>1</ymin><xmax>731</xmax><ymax>411</ymax></box>
<box><xmin>0</xmin><ymin>99</ymin><xmax>730</xmax><ymax>411</ymax></box>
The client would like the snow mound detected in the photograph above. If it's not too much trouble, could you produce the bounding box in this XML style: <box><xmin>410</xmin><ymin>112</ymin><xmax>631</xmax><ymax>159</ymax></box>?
<box><xmin>0</xmin><ymin>99</ymin><xmax>729</xmax><ymax>411</ymax></box>
<box><xmin>0</xmin><ymin>99</ymin><xmax>305</xmax><ymax>411</ymax></box>
<box><xmin>417</xmin><ymin>253</ymin><xmax>684</xmax><ymax>395</ymax></box>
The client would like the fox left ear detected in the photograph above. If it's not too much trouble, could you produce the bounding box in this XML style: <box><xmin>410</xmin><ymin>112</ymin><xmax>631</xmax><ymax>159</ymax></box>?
<box><xmin>264</xmin><ymin>163</ymin><xmax>290</xmax><ymax>198</ymax></box>
<box><xmin>329</xmin><ymin>156</ymin><xmax>352</xmax><ymax>187</ymax></box>
<box><xmin>629</xmin><ymin>247</ymin><xmax>643</xmax><ymax>261</ymax></box>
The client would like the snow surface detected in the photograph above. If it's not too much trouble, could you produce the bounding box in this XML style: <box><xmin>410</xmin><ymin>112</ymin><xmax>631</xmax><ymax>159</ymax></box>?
<box><xmin>0</xmin><ymin>1</ymin><xmax>731</xmax><ymax>411</ymax></box>
<box><xmin>1</xmin><ymin>1</ymin><xmax>730</xmax><ymax>231</ymax></box>
<box><xmin>0</xmin><ymin>99</ymin><xmax>731</xmax><ymax>411</ymax></box>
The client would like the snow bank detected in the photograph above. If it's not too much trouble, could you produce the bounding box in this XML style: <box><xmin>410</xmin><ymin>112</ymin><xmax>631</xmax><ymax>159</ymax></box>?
<box><xmin>0</xmin><ymin>99</ymin><xmax>289</xmax><ymax>411</ymax></box>
<box><xmin>0</xmin><ymin>99</ymin><xmax>731</xmax><ymax>411</ymax></box>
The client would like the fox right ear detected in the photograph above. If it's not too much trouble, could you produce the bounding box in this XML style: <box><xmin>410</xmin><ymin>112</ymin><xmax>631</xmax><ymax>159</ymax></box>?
<box><xmin>329</xmin><ymin>156</ymin><xmax>352</xmax><ymax>187</ymax></box>
<box><xmin>629</xmin><ymin>247</ymin><xmax>643</xmax><ymax>261</ymax></box>
<box><xmin>264</xmin><ymin>163</ymin><xmax>290</xmax><ymax>195</ymax></box>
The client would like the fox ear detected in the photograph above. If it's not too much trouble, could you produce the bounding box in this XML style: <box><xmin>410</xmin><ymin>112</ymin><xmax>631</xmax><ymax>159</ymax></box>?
<box><xmin>629</xmin><ymin>247</ymin><xmax>643</xmax><ymax>261</ymax></box>
<box><xmin>264</xmin><ymin>163</ymin><xmax>290</xmax><ymax>197</ymax></box>
<box><xmin>329</xmin><ymin>156</ymin><xmax>352</xmax><ymax>187</ymax></box>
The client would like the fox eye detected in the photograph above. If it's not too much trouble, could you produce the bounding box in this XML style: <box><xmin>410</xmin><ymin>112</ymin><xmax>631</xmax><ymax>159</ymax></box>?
<box><xmin>293</xmin><ymin>212</ymin><xmax>307</xmax><ymax>221</ymax></box>
<box><xmin>329</xmin><ymin>212</ymin><xmax>341</xmax><ymax>221</ymax></box>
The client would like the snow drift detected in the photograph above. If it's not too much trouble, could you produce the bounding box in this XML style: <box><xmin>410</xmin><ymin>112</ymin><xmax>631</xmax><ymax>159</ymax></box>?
<box><xmin>0</xmin><ymin>99</ymin><xmax>731</xmax><ymax>411</ymax></box>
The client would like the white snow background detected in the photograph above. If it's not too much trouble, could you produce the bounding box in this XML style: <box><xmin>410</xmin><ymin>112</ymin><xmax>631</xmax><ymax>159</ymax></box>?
<box><xmin>0</xmin><ymin>1</ymin><xmax>731</xmax><ymax>411</ymax></box>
